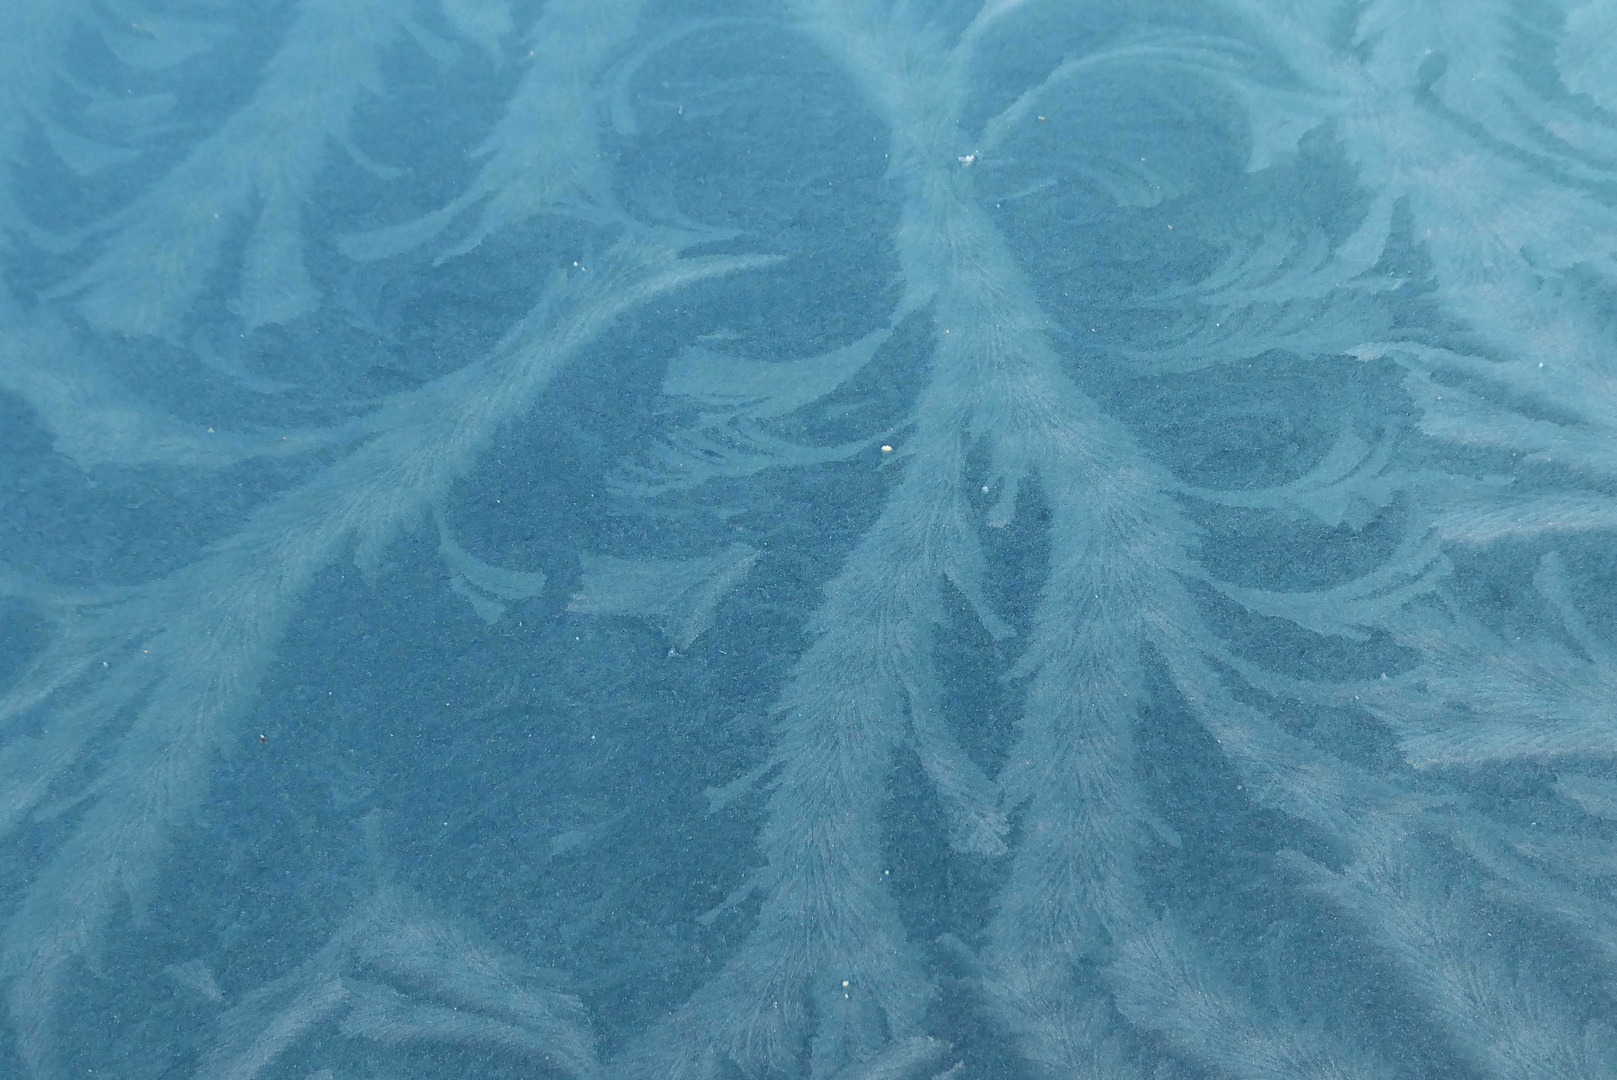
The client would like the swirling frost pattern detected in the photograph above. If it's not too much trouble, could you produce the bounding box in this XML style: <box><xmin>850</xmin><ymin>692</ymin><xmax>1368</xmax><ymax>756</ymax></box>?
<box><xmin>2</xmin><ymin>1</ymin><xmax>1616</xmax><ymax>1078</ymax></box>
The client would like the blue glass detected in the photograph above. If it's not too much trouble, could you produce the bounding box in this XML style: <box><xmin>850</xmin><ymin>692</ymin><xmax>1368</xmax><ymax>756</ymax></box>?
<box><xmin>3</xmin><ymin>1</ymin><xmax>1616</xmax><ymax>1077</ymax></box>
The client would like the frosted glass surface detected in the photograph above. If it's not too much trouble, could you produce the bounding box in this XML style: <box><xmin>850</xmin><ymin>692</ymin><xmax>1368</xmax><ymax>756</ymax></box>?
<box><xmin>3</xmin><ymin>2</ymin><xmax>1617</xmax><ymax>1077</ymax></box>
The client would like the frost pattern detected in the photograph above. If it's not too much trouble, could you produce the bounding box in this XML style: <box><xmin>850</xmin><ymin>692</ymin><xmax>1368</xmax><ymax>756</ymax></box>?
<box><xmin>2</xmin><ymin>1</ymin><xmax>1617</xmax><ymax>1078</ymax></box>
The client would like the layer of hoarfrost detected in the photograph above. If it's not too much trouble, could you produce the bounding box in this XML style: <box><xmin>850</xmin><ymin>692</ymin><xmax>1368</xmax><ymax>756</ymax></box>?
<box><xmin>3</xmin><ymin>1</ymin><xmax>1617</xmax><ymax>1078</ymax></box>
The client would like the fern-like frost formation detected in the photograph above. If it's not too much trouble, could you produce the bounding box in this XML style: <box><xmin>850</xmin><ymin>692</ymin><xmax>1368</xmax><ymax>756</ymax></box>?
<box><xmin>2</xmin><ymin>1</ymin><xmax>1616</xmax><ymax>1078</ymax></box>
